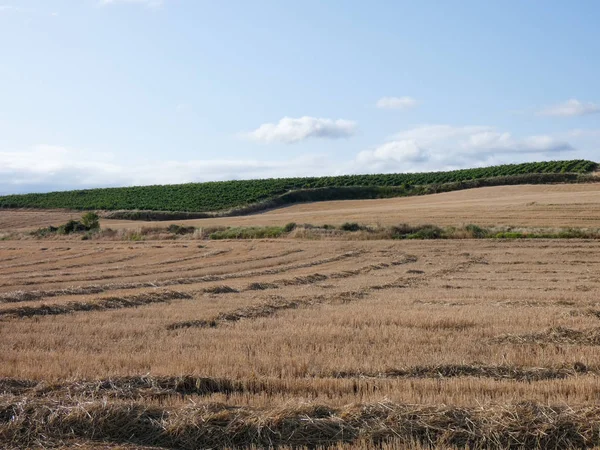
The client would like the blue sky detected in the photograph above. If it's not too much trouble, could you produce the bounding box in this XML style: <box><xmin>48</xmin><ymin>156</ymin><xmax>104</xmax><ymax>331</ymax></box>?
<box><xmin>1</xmin><ymin>0</ymin><xmax>599</xmax><ymax>194</ymax></box>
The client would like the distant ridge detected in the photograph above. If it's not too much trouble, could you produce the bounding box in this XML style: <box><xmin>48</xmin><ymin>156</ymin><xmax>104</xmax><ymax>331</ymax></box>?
<box><xmin>0</xmin><ymin>160</ymin><xmax>596</xmax><ymax>216</ymax></box>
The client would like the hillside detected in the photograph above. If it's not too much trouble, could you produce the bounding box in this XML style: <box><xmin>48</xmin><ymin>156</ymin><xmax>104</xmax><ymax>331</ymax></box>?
<box><xmin>3</xmin><ymin>183</ymin><xmax>600</xmax><ymax>234</ymax></box>
<box><xmin>0</xmin><ymin>159</ymin><xmax>596</xmax><ymax>213</ymax></box>
<box><xmin>99</xmin><ymin>183</ymin><xmax>600</xmax><ymax>230</ymax></box>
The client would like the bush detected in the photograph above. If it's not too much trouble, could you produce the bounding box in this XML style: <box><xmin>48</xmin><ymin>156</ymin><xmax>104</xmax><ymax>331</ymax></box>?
<box><xmin>167</xmin><ymin>224</ymin><xmax>196</xmax><ymax>235</ymax></box>
<box><xmin>390</xmin><ymin>224</ymin><xmax>444</xmax><ymax>239</ymax></box>
<box><xmin>283</xmin><ymin>222</ymin><xmax>297</xmax><ymax>232</ymax></box>
<box><xmin>407</xmin><ymin>225</ymin><xmax>444</xmax><ymax>239</ymax></box>
<box><xmin>557</xmin><ymin>228</ymin><xmax>589</xmax><ymax>239</ymax></box>
<box><xmin>340</xmin><ymin>222</ymin><xmax>361</xmax><ymax>232</ymax></box>
<box><xmin>209</xmin><ymin>226</ymin><xmax>286</xmax><ymax>240</ymax></box>
<box><xmin>30</xmin><ymin>212</ymin><xmax>101</xmax><ymax>238</ymax></box>
<box><xmin>58</xmin><ymin>220</ymin><xmax>88</xmax><ymax>235</ymax></box>
<box><xmin>390</xmin><ymin>224</ymin><xmax>415</xmax><ymax>237</ymax></box>
<box><xmin>465</xmin><ymin>224</ymin><xmax>489</xmax><ymax>238</ymax></box>
<box><xmin>31</xmin><ymin>226</ymin><xmax>58</xmax><ymax>237</ymax></box>
<box><xmin>81</xmin><ymin>211</ymin><xmax>100</xmax><ymax>230</ymax></box>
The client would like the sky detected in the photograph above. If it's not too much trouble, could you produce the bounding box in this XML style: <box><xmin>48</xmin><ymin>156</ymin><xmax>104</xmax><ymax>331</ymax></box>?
<box><xmin>0</xmin><ymin>0</ymin><xmax>599</xmax><ymax>194</ymax></box>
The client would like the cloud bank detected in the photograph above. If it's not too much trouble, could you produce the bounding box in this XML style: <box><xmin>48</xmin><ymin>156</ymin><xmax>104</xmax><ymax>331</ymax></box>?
<box><xmin>539</xmin><ymin>99</ymin><xmax>599</xmax><ymax>117</ymax></box>
<box><xmin>0</xmin><ymin>124</ymin><xmax>583</xmax><ymax>195</ymax></box>
<box><xmin>246</xmin><ymin>116</ymin><xmax>357</xmax><ymax>144</ymax></box>
<box><xmin>0</xmin><ymin>145</ymin><xmax>333</xmax><ymax>194</ymax></box>
<box><xmin>352</xmin><ymin>125</ymin><xmax>574</xmax><ymax>173</ymax></box>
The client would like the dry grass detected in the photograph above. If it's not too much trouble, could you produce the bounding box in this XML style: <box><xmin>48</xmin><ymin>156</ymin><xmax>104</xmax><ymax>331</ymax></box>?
<box><xmin>1</xmin><ymin>364</ymin><xmax>593</xmax><ymax>401</ymax></box>
<box><xmin>0</xmin><ymin>209</ymin><xmax>81</xmax><ymax>232</ymax></box>
<box><xmin>0</xmin><ymin>290</ymin><xmax>192</xmax><ymax>318</ymax></box>
<box><xmin>166</xmin><ymin>291</ymin><xmax>367</xmax><ymax>330</ymax></box>
<box><xmin>494</xmin><ymin>326</ymin><xmax>600</xmax><ymax>346</ymax></box>
<box><xmin>2</xmin><ymin>227</ymin><xmax>600</xmax><ymax>447</ymax></box>
<box><xmin>3</xmin><ymin>399</ymin><xmax>600</xmax><ymax>449</ymax></box>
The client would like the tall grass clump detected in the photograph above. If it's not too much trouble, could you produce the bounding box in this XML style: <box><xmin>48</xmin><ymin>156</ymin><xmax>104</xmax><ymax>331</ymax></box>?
<box><xmin>340</xmin><ymin>222</ymin><xmax>362</xmax><ymax>232</ymax></box>
<box><xmin>80</xmin><ymin>211</ymin><xmax>100</xmax><ymax>230</ymax></box>
<box><xmin>465</xmin><ymin>224</ymin><xmax>489</xmax><ymax>238</ymax></box>
<box><xmin>167</xmin><ymin>224</ymin><xmax>196</xmax><ymax>235</ymax></box>
<box><xmin>284</xmin><ymin>222</ymin><xmax>297</xmax><ymax>232</ymax></box>
<box><xmin>209</xmin><ymin>226</ymin><xmax>287</xmax><ymax>240</ymax></box>
<box><xmin>390</xmin><ymin>224</ymin><xmax>444</xmax><ymax>239</ymax></box>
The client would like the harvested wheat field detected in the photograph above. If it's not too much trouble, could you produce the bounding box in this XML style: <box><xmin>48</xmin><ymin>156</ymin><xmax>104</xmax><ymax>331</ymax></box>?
<box><xmin>2</xmin><ymin>231</ymin><xmax>600</xmax><ymax>448</ymax></box>
<box><xmin>0</xmin><ymin>209</ymin><xmax>82</xmax><ymax>233</ymax></box>
<box><xmin>104</xmin><ymin>183</ymin><xmax>600</xmax><ymax>230</ymax></box>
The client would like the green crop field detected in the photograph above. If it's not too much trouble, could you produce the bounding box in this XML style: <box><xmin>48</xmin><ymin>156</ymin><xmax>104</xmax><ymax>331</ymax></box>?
<box><xmin>0</xmin><ymin>160</ymin><xmax>596</xmax><ymax>213</ymax></box>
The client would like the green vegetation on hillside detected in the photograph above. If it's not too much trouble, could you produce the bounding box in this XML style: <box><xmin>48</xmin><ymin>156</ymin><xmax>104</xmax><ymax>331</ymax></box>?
<box><xmin>0</xmin><ymin>160</ymin><xmax>596</xmax><ymax>213</ymax></box>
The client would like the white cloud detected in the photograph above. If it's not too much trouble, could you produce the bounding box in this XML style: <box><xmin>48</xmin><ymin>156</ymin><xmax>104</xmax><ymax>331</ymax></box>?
<box><xmin>356</xmin><ymin>141</ymin><xmax>428</xmax><ymax>172</ymax></box>
<box><xmin>538</xmin><ymin>99</ymin><xmax>599</xmax><ymax>117</ymax></box>
<box><xmin>376</xmin><ymin>96</ymin><xmax>417</xmax><ymax>110</ymax></box>
<box><xmin>392</xmin><ymin>125</ymin><xmax>492</xmax><ymax>145</ymax></box>
<box><xmin>246</xmin><ymin>116</ymin><xmax>357</xmax><ymax>144</ymax></box>
<box><xmin>349</xmin><ymin>125</ymin><xmax>574</xmax><ymax>173</ymax></box>
<box><xmin>566</xmin><ymin>128</ymin><xmax>600</xmax><ymax>138</ymax></box>
<box><xmin>460</xmin><ymin>131</ymin><xmax>572</xmax><ymax>154</ymax></box>
<box><xmin>0</xmin><ymin>125</ymin><xmax>585</xmax><ymax>194</ymax></box>
<box><xmin>0</xmin><ymin>146</ymin><xmax>121</xmax><ymax>191</ymax></box>
<box><xmin>0</xmin><ymin>145</ymin><xmax>334</xmax><ymax>194</ymax></box>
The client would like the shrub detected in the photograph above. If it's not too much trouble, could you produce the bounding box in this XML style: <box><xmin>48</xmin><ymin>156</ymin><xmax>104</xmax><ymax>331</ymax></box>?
<box><xmin>58</xmin><ymin>220</ymin><xmax>88</xmax><ymax>235</ymax></box>
<box><xmin>283</xmin><ymin>222</ymin><xmax>297</xmax><ymax>232</ymax></box>
<box><xmin>32</xmin><ymin>212</ymin><xmax>101</xmax><ymax>238</ymax></box>
<box><xmin>390</xmin><ymin>224</ymin><xmax>415</xmax><ymax>237</ymax></box>
<box><xmin>128</xmin><ymin>231</ymin><xmax>143</xmax><ymax>241</ymax></box>
<box><xmin>494</xmin><ymin>232</ymin><xmax>525</xmax><ymax>239</ymax></box>
<box><xmin>465</xmin><ymin>224</ymin><xmax>489</xmax><ymax>238</ymax></box>
<box><xmin>31</xmin><ymin>226</ymin><xmax>58</xmax><ymax>237</ymax></box>
<box><xmin>340</xmin><ymin>222</ymin><xmax>361</xmax><ymax>232</ymax></box>
<box><xmin>167</xmin><ymin>224</ymin><xmax>196</xmax><ymax>235</ymax></box>
<box><xmin>407</xmin><ymin>225</ymin><xmax>444</xmax><ymax>239</ymax></box>
<box><xmin>390</xmin><ymin>224</ymin><xmax>443</xmax><ymax>239</ymax></box>
<box><xmin>557</xmin><ymin>228</ymin><xmax>589</xmax><ymax>239</ymax></box>
<box><xmin>209</xmin><ymin>226</ymin><xmax>286</xmax><ymax>240</ymax></box>
<box><xmin>81</xmin><ymin>211</ymin><xmax>100</xmax><ymax>230</ymax></box>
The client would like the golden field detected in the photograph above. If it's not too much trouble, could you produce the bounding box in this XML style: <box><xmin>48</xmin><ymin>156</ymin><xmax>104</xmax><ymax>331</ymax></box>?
<box><xmin>1</xmin><ymin>184</ymin><xmax>600</xmax><ymax>448</ymax></box>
